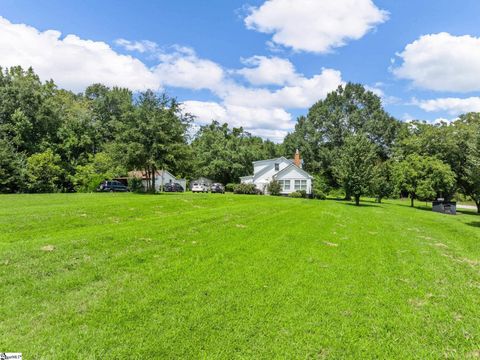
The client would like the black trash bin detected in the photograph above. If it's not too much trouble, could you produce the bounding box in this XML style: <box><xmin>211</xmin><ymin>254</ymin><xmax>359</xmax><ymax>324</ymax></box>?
<box><xmin>432</xmin><ymin>199</ymin><xmax>456</xmax><ymax>215</ymax></box>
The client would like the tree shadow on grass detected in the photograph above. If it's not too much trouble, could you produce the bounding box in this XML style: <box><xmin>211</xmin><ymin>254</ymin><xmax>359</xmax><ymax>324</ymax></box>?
<box><xmin>340</xmin><ymin>202</ymin><xmax>380</xmax><ymax>208</ymax></box>
<box><xmin>392</xmin><ymin>203</ymin><xmax>479</xmax><ymax>217</ymax></box>
<box><xmin>325</xmin><ymin>197</ymin><xmax>347</xmax><ymax>202</ymax></box>
<box><xmin>466</xmin><ymin>221</ymin><xmax>480</xmax><ymax>227</ymax></box>
<box><xmin>457</xmin><ymin>209</ymin><xmax>479</xmax><ymax>217</ymax></box>
<box><xmin>326</xmin><ymin>197</ymin><xmax>381</xmax><ymax>207</ymax></box>
<box><xmin>393</xmin><ymin>201</ymin><xmax>431</xmax><ymax>210</ymax></box>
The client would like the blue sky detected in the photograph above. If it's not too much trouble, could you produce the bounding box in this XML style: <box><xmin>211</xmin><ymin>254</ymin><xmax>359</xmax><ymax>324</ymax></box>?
<box><xmin>1</xmin><ymin>0</ymin><xmax>480</xmax><ymax>141</ymax></box>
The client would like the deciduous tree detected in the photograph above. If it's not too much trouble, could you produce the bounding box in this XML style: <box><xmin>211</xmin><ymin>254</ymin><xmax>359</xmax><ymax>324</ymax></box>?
<box><xmin>333</xmin><ymin>133</ymin><xmax>377</xmax><ymax>206</ymax></box>
<box><xmin>393</xmin><ymin>154</ymin><xmax>455</xmax><ymax>207</ymax></box>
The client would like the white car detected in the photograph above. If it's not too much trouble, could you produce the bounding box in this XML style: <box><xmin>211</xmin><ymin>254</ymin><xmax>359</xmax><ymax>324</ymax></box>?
<box><xmin>191</xmin><ymin>183</ymin><xmax>208</xmax><ymax>193</ymax></box>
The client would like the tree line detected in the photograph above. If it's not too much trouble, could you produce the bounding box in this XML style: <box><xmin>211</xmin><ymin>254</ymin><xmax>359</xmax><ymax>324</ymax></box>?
<box><xmin>0</xmin><ymin>66</ymin><xmax>279</xmax><ymax>194</ymax></box>
<box><xmin>284</xmin><ymin>83</ymin><xmax>480</xmax><ymax>210</ymax></box>
<box><xmin>0</xmin><ymin>66</ymin><xmax>479</xmax><ymax>212</ymax></box>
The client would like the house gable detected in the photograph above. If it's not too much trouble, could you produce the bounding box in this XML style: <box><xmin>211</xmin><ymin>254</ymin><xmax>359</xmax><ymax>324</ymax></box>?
<box><xmin>273</xmin><ymin>164</ymin><xmax>313</xmax><ymax>180</ymax></box>
<box><xmin>253</xmin><ymin>157</ymin><xmax>292</xmax><ymax>183</ymax></box>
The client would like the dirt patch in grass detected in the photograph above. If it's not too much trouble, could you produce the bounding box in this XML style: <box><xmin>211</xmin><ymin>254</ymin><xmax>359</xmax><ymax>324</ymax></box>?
<box><xmin>442</xmin><ymin>253</ymin><xmax>479</xmax><ymax>267</ymax></box>
<box><xmin>323</xmin><ymin>241</ymin><xmax>338</xmax><ymax>247</ymax></box>
<box><xmin>409</xmin><ymin>298</ymin><xmax>427</xmax><ymax>308</ymax></box>
<box><xmin>41</xmin><ymin>245</ymin><xmax>55</xmax><ymax>252</ymax></box>
<box><xmin>462</xmin><ymin>257</ymin><xmax>480</xmax><ymax>267</ymax></box>
<box><xmin>468</xmin><ymin>350</ymin><xmax>480</xmax><ymax>358</ymax></box>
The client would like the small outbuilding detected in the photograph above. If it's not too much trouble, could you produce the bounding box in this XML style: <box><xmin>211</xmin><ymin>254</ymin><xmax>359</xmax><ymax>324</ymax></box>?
<box><xmin>129</xmin><ymin>170</ymin><xmax>186</xmax><ymax>192</ymax></box>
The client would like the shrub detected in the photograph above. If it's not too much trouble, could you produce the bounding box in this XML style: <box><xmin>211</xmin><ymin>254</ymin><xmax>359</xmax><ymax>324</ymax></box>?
<box><xmin>298</xmin><ymin>190</ymin><xmax>307</xmax><ymax>198</ymax></box>
<box><xmin>267</xmin><ymin>180</ymin><xmax>282</xmax><ymax>196</ymax></box>
<box><xmin>328</xmin><ymin>188</ymin><xmax>345</xmax><ymax>199</ymax></box>
<box><xmin>315</xmin><ymin>192</ymin><xmax>327</xmax><ymax>200</ymax></box>
<box><xmin>225</xmin><ymin>183</ymin><xmax>237</xmax><ymax>192</ymax></box>
<box><xmin>313</xmin><ymin>174</ymin><xmax>331</xmax><ymax>195</ymax></box>
<box><xmin>26</xmin><ymin>149</ymin><xmax>64</xmax><ymax>193</ymax></box>
<box><xmin>72</xmin><ymin>152</ymin><xmax>122</xmax><ymax>193</ymax></box>
<box><xmin>128</xmin><ymin>177</ymin><xmax>144</xmax><ymax>193</ymax></box>
<box><xmin>289</xmin><ymin>191</ymin><xmax>303</xmax><ymax>198</ymax></box>
<box><xmin>234</xmin><ymin>183</ymin><xmax>258</xmax><ymax>195</ymax></box>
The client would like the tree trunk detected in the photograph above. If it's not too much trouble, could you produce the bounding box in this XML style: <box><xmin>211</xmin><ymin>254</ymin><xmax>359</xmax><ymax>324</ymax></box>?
<box><xmin>354</xmin><ymin>195</ymin><xmax>360</xmax><ymax>206</ymax></box>
<box><xmin>160</xmin><ymin>168</ymin><xmax>164</xmax><ymax>193</ymax></box>
<box><xmin>151</xmin><ymin>166</ymin><xmax>156</xmax><ymax>193</ymax></box>
<box><xmin>476</xmin><ymin>200</ymin><xmax>480</xmax><ymax>214</ymax></box>
<box><xmin>344</xmin><ymin>190</ymin><xmax>351</xmax><ymax>201</ymax></box>
<box><xmin>410</xmin><ymin>196</ymin><xmax>414</xmax><ymax>207</ymax></box>
<box><xmin>145</xmin><ymin>169</ymin><xmax>151</xmax><ymax>192</ymax></box>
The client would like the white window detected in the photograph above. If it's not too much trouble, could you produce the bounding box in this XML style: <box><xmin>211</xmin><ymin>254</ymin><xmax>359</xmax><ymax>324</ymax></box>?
<box><xmin>301</xmin><ymin>180</ymin><xmax>307</xmax><ymax>190</ymax></box>
<box><xmin>294</xmin><ymin>180</ymin><xmax>307</xmax><ymax>190</ymax></box>
<box><xmin>294</xmin><ymin>180</ymin><xmax>300</xmax><ymax>190</ymax></box>
<box><xmin>278</xmin><ymin>180</ymin><xmax>290</xmax><ymax>191</ymax></box>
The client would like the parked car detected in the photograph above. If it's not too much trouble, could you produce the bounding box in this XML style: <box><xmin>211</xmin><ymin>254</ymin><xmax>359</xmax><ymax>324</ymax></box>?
<box><xmin>97</xmin><ymin>180</ymin><xmax>129</xmax><ymax>192</ymax></box>
<box><xmin>163</xmin><ymin>183</ymin><xmax>184</xmax><ymax>192</ymax></box>
<box><xmin>191</xmin><ymin>183</ymin><xmax>208</xmax><ymax>193</ymax></box>
<box><xmin>210</xmin><ymin>183</ymin><xmax>225</xmax><ymax>194</ymax></box>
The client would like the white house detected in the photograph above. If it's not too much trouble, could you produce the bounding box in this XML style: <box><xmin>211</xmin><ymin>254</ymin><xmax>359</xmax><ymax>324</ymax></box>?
<box><xmin>240</xmin><ymin>150</ymin><xmax>313</xmax><ymax>195</ymax></box>
<box><xmin>129</xmin><ymin>170</ymin><xmax>187</xmax><ymax>192</ymax></box>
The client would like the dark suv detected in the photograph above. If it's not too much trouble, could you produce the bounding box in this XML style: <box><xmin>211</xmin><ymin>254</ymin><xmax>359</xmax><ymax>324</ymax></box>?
<box><xmin>163</xmin><ymin>183</ymin><xmax>184</xmax><ymax>192</ymax></box>
<box><xmin>210</xmin><ymin>183</ymin><xmax>225</xmax><ymax>194</ymax></box>
<box><xmin>97</xmin><ymin>180</ymin><xmax>129</xmax><ymax>192</ymax></box>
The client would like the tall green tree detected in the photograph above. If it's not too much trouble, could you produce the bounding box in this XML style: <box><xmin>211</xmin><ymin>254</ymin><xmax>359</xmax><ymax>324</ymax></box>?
<box><xmin>0</xmin><ymin>66</ymin><xmax>62</xmax><ymax>154</ymax></box>
<box><xmin>370</xmin><ymin>160</ymin><xmax>394</xmax><ymax>203</ymax></box>
<box><xmin>114</xmin><ymin>91</ymin><xmax>190</xmax><ymax>191</ymax></box>
<box><xmin>393</xmin><ymin>154</ymin><xmax>455</xmax><ymax>207</ymax></box>
<box><xmin>0</xmin><ymin>139</ymin><xmax>26</xmax><ymax>193</ymax></box>
<box><xmin>458</xmin><ymin>113</ymin><xmax>480</xmax><ymax>212</ymax></box>
<box><xmin>395</xmin><ymin>120</ymin><xmax>463</xmax><ymax>178</ymax></box>
<box><xmin>85</xmin><ymin>84</ymin><xmax>134</xmax><ymax>153</ymax></box>
<box><xmin>333</xmin><ymin>133</ymin><xmax>377</xmax><ymax>206</ymax></box>
<box><xmin>284</xmin><ymin>83</ymin><xmax>400</xmax><ymax>187</ymax></box>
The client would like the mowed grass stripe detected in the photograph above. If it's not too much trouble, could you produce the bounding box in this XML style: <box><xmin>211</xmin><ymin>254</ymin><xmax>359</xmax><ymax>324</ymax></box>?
<box><xmin>0</xmin><ymin>193</ymin><xmax>479</xmax><ymax>358</ymax></box>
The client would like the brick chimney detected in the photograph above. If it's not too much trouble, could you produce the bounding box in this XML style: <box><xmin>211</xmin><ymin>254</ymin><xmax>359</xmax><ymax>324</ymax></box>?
<box><xmin>294</xmin><ymin>149</ymin><xmax>301</xmax><ymax>168</ymax></box>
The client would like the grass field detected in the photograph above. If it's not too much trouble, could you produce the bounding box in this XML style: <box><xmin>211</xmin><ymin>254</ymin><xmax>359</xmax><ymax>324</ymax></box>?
<box><xmin>1</xmin><ymin>193</ymin><xmax>480</xmax><ymax>359</ymax></box>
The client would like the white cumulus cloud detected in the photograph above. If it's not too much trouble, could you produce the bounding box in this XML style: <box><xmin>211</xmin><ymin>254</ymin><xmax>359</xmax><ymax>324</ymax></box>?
<box><xmin>169</xmin><ymin>51</ymin><xmax>343</xmax><ymax>140</ymax></box>
<box><xmin>182</xmin><ymin>100</ymin><xmax>292</xmax><ymax>142</ymax></box>
<box><xmin>394</xmin><ymin>33</ymin><xmax>480</xmax><ymax>92</ymax></box>
<box><xmin>153</xmin><ymin>46</ymin><xmax>225</xmax><ymax>91</ymax></box>
<box><xmin>245</xmin><ymin>0</ymin><xmax>388</xmax><ymax>53</ymax></box>
<box><xmin>236</xmin><ymin>56</ymin><xmax>299</xmax><ymax>86</ymax></box>
<box><xmin>218</xmin><ymin>68</ymin><xmax>342</xmax><ymax>109</ymax></box>
<box><xmin>0</xmin><ymin>15</ymin><xmax>345</xmax><ymax>141</ymax></box>
<box><xmin>0</xmin><ymin>16</ymin><xmax>160</xmax><ymax>92</ymax></box>
<box><xmin>413</xmin><ymin>97</ymin><xmax>480</xmax><ymax>115</ymax></box>
<box><xmin>115</xmin><ymin>38</ymin><xmax>159</xmax><ymax>53</ymax></box>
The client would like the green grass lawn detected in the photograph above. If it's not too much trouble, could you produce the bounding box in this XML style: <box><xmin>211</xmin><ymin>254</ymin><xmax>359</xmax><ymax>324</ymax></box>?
<box><xmin>1</xmin><ymin>193</ymin><xmax>480</xmax><ymax>359</ymax></box>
